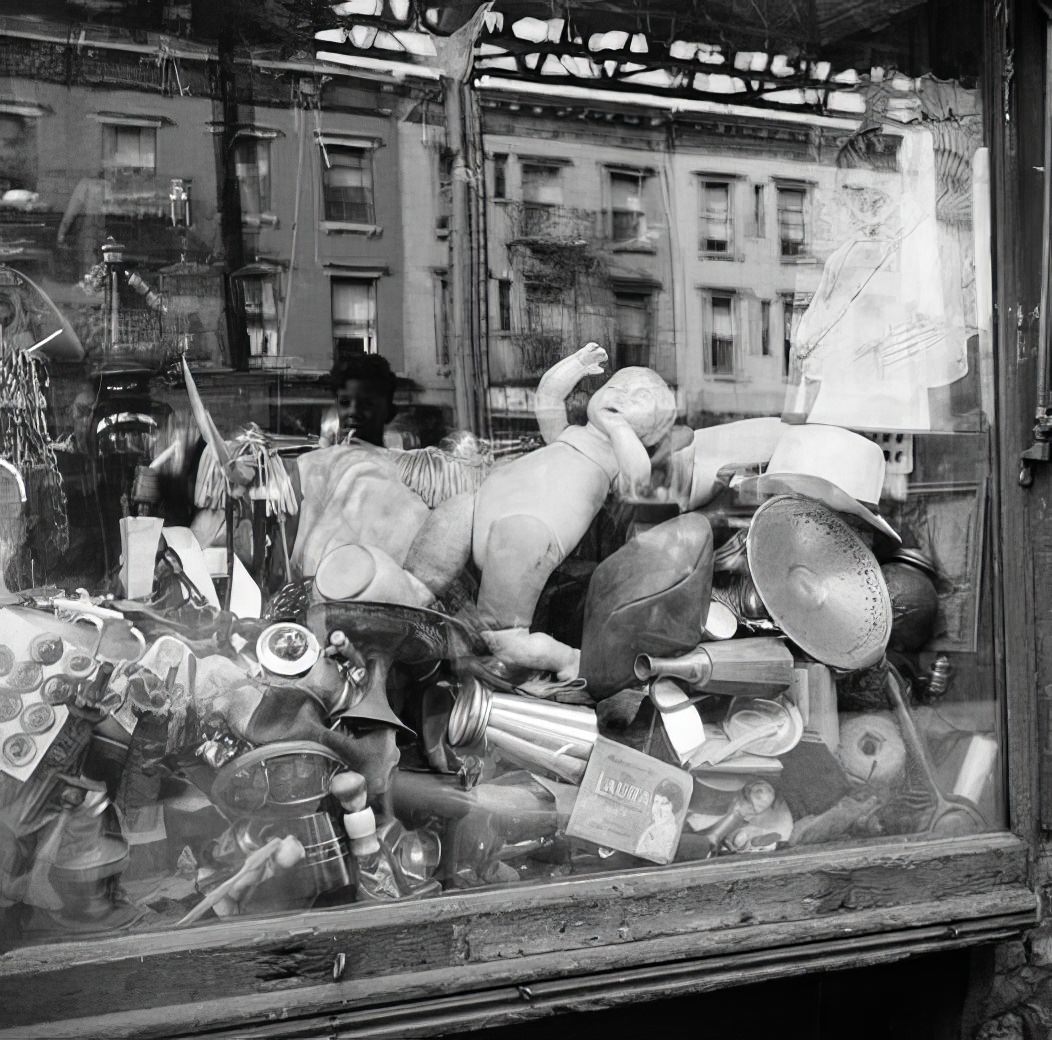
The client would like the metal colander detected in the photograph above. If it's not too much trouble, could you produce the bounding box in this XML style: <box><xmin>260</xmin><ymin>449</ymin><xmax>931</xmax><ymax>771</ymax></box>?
<box><xmin>746</xmin><ymin>495</ymin><xmax>891</xmax><ymax>672</ymax></box>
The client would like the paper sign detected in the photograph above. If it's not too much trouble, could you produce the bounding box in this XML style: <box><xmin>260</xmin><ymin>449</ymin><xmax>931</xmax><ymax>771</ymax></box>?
<box><xmin>119</xmin><ymin>516</ymin><xmax>164</xmax><ymax>600</ymax></box>
<box><xmin>566</xmin><ymin>736</ymin><xmax>693</xmax><ymax>865</ymax></box>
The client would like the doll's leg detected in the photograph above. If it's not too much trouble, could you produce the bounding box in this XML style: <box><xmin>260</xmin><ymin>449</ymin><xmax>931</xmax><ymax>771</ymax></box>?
<box><xmin>476</xmin><ymin>514</ymin><xmax>579</xmax><ymax>679</ymax></box>
<box><xmin>477</xmin><ymin>513</ymin><xmax>561</xmax><ymax>630</ymax></box>
<box><xmin>403</xmin><ymin>492</ymin><xmax>474</xmax><ymax>597</ymax></box>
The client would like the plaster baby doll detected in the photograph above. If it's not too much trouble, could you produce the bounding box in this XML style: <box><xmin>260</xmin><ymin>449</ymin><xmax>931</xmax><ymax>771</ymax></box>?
<box><xmin>472</xmin><ymin>343</ymin><xmax>677</xmax><ymax>678</ymax></box>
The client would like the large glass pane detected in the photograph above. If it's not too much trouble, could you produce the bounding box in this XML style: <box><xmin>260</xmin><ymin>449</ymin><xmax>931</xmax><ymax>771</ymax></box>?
<box><xmin>0</xmin><ymin>0</ymin><xmax>1004</xmax><ymax>947</ymax></box>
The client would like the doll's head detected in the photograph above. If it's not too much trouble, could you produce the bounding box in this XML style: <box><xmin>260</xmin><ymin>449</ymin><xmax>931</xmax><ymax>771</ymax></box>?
<box><xmin>586</xmin><ymin>367</ymin><xmax>677</xmax><ymax>447</ymax></box>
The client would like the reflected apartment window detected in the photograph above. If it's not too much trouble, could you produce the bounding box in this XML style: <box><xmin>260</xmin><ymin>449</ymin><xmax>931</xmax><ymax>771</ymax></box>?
<box><xmin>323</xmin><ymin>146</ymin><xmax>375</xmax><ymax>224</ymax></box>
<box><xmin>433</xmin><ymin>273</ymin><xmax>451</xmax><ymax>367</ymax></box>
<box><xmin>234</xmin><ymin>136</ymin><xmax>271</xmax><ymax>219</ymax></box>
<box><xmin>102</xmin><ymin>123</ymin><xmax>156</xmax><ymax>175</ymax></box>
<box><xmin>436</xmin><ymin>149</ymin><xmax>453</xmax><ymax>236</ymax></box>
<box><xmin>520</xmin><ymin>162</ymin><xmax>564</xmax><ymax>238</ymax></box>
<box><xmin>700</xmin><ymin>180</ymin><xmax>732</xmax><ymax>254</ymax></box>
<box><xmin>610</xmin><ymin>171</ymin><xmax>647</xmax><ymax>243</ymax></box>
<box><xmin>497</xmin><ymin>279</ymin><xmax>512</xmax><ymax>332</ymax></box>
<box><xmin>521</xmin><ymin>162</ymin><xmax>563</xmax><ymax>207</ymax></box>
<box><xmin>781</xmin><ymin>291</ymin><xmax>813</xmax><ymax>376</ymax></box>
<box><xmin>614</xmin><ymin>291</ymin><xmax>652</xmax><ymax>368</ymax></box>
<box><xmin>492</xmin><ymin>153</ymin><xmax>507</xmax><ymax>199</ymax></box>
<box><xmin>777</xmin><ymin>185</ymin><xmax>807</xmax><ymax>257</ymax></box>
<box><xmin>702</xmin><ymin>291</ymin><xmax>737</xmax><ymax>376</ymax></box>
<box><xmin>332</xmin><ymin>278</ymin><xmax>377</xmax><ymax>358</ymax></box>
<box><xmin>238</xmin><ymin>275</ymin><xmax>280</xmax><ymax>358</ymax></box>
<box><xmin>761</xmin><ymin>299</ymin><xmax>771</xmax><ymax>356</ymax></box>
<box><xmin>752</xmin><ymin>183</ymin><xmax>766</xmax><ymax>237</ymax></box>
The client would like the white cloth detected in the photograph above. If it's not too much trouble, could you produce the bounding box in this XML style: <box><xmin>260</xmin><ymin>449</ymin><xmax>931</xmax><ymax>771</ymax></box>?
<box><xmin>787</xmin><ymin>125</ymin><xmax>971</xmax><ymax>431</ymax></box>
<box><xmin>292</xmin><ymin>444</ymin><xmax>431</xmax><ymax>579</ymax></box>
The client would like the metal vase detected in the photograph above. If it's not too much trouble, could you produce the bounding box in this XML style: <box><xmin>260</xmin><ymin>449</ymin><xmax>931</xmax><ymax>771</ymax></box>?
<box><xmin>446</xmin><ymin>678</ymin><xmax>598</xmax><ymax>782</ymax></box>
<box><xmin>634</xmin><ymin>637</ymin><xmax>794</xmax><ymax>695</ymax></box>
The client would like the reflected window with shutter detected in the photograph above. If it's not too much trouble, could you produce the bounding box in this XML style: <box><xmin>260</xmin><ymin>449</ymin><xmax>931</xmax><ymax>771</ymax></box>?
<box><xmin>234</xmin><ymin>136</ymin><xmax>270</xmax><ymax>218</ymax></box>
<box><xmin>610</xmin><ymin>171</ymin><xmax>646</xmax><ymax>243</ymax></box>
<box><xmin>614</xmin><ymin>291</ymin><xmax>652</xmax><ymax>368</ymax></box>
<box><xmin>102</xmin><ymin>124</ymin><xmax>156</xmax><ymax>175</ymax></box>
<box><xmin>236</xmin><ymin>274</ymin><xmax>280</xmax><ymax>358</ymax></box>
<box><xmin>331</xmin><ymin>278</ymin><xmax>377</xmax><ymax>358</ymax></box>
<box><xmin>701</xmin><ymin>290</ymin><xmax>736</xmax><ymax>376</ymax></box>
<box><xmin>700</xmin><ymin>180</ymin><xmax>732</xmax><ymax>254</ymax></box>
<box><xmin>777</xmin><ymin>186</ymin><xmax>807</xmax><ymax>257</ymax></box>
<box><xmin>323</xmin><ymin>146</ymin><xmax>375</xmax><ymax>224</ymax></box>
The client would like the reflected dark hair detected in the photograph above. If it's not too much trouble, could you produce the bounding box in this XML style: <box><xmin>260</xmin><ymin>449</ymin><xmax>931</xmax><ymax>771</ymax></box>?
<box><xmin>330</xmin><ymin>352</ymin><xmax>398</xmax><ymax>404</ymax></box>
<box><xmin>653</xmin><ymin>778</ymin><xmax>685</xmax><ymax>814</ymax></box>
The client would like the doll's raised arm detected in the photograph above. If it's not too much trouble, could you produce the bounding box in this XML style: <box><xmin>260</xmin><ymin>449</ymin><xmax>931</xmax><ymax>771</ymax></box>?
<box><xmin>534</xmin><ymin>342</ymin><xmax>608</xmax><ymax>444</ymax></box>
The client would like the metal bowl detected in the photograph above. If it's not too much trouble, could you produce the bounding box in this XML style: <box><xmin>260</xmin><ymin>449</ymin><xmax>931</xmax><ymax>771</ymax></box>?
<box><xmin>746</xmin><ymin>495</ymin><xmax>891</xmax><ymax>671</ymax></box>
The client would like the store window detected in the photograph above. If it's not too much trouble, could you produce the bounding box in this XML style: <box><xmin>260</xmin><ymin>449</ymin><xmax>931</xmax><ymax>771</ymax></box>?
<box><xmin>321</xmin><ymin>144</ymin><xmax>375</xmax><ymax>225</ymax></box>
<box><xmin>700</xmin><ymin>179</ymin><xmax>733</xmax><ymax>255</ymax></box>
<box><xmin>0</xmin><ymin>1</ymin><xmax>1023</xmax><ymax>1027</ymax></box>
<box><xmin>331</xmin><ymin>276</ymin><xmax>377</xmax><ymax>357</ymax></box>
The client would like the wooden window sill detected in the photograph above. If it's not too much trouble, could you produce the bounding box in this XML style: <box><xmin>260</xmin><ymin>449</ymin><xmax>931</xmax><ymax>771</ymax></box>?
<box><xmin>0</xmin><ymin>832</ymin><xmax>1035</xmax><ymax>1039</ymax></box>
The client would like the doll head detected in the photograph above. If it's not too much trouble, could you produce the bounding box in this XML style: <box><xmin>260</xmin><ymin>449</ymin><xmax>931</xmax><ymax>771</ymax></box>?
<box><xmin>586</xmin><ymin>367</ymin><xmax>677</xmax><ymax>448</ymax></box>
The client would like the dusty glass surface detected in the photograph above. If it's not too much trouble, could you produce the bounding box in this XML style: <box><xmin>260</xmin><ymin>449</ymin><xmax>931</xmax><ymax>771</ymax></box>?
<box><xmin>0</xmin><ymin>0</ymin><xmax>1004</xmax><ymax>944</ymax></box>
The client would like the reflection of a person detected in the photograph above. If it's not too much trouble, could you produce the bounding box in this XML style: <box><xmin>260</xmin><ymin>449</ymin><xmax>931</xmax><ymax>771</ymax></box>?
<box><xmin>57</xmin><ymin>173</ymin><xmax>108</xmax><ymax>271</ymax></box>
<box><xmin>635</xmin><ymin>779</ymin><xmax>685</xmax><ymax>861</ymax></box>
<box><xmin>322</xmin><ymin>352</ymin><xmax>399</xmax><ymax>447</ymax></box>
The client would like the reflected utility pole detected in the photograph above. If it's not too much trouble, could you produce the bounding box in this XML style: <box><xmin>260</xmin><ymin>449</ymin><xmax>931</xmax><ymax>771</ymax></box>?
<box><xmin>433</xmin><ymin>2</ymin><xmax>492</xmax><ymax>435</ymax></box>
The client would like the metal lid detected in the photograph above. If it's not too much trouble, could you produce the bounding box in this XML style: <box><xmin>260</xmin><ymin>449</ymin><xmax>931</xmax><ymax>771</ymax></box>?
<box><xmin>746</xmin><ymin>495</ymin><xmax>891</xmax><ymax>672</ymax></box>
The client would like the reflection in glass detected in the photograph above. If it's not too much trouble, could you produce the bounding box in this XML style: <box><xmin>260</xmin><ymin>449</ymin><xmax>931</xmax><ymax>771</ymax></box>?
<box><xmin>0</xmin><ymin>0</ymin><xmax>1006</xmax><ymax>949</ymax></box>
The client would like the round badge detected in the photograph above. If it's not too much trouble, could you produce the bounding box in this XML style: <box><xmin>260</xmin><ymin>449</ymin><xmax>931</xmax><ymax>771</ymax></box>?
<box><xmin>256</xmin><ymin>623</ymin><xmax>320</xmax><ymax>677</ymax></box>
<box><xmin>0</xmin><ymin>693</ymin><xmax>21</xmax><ymax>723</ymax></box>
<box><xmin>29</xmin><ymin>634</ymin><xmax>64</xmax><ymax>666</ymax></box>
<box><xmin>3</xmin><ymin>661</ymin><xmax>43</xmax><ymax>694</ymax></box>
<box><xmin>0</xmin><ymin>645</ymin><xmax>13</xmax><ymax>677</ymax></box>
<box><xmin>20</xmin><ymin>702</ymin><xmax>55</xmax><ymax>735</ymax></box>
<box><xmin>42</xmin><ymin>674</ymin><xmax>77</xmax><ymax>706</ymax></box>
<box><xmin>3</xmin><ymin>733</ymin><xmax>36</xmax><ymax>768</ymax></box>
<box><xmin>65</xmin><ymin>653</ymin><xmax>95</xmax><ymax>677</ymax></box>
